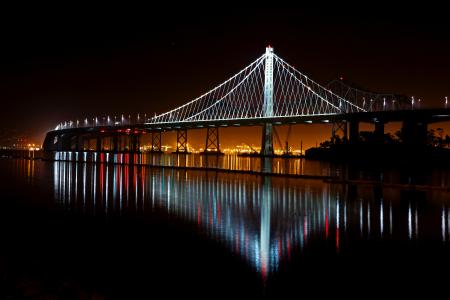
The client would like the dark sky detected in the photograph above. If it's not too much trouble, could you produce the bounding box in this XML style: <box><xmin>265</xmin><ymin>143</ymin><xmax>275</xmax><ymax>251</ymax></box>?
<box><xmin>1</xmin><ymin>4</ymin><xmax>450</xmax><ymax>145</ymax></box>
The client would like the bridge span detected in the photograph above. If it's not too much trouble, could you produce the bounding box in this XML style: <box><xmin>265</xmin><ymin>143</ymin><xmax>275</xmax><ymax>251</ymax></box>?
<box><xmin>43</xmin><ymin>47</ymin><xmax>450</xmax><ymax>155</ymax></box>
<box><xmin>43</xmin><ymin>108</ymin><xmax>450</xmax><ymax>154</ymax></box>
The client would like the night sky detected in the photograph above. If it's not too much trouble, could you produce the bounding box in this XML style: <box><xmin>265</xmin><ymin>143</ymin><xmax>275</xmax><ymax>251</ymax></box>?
<box><xmin>1</xmin><ymin>4</ymin><xmax>450</xmax><ymax>148</ymax></box>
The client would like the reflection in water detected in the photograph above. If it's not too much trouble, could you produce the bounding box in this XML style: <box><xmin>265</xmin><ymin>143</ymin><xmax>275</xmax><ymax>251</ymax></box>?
<box><xmin>41</xmin><ymin>158</ymin><xmax>450</xmax><ymax>281</ymax></box>
<box><xmin>52</xmin><ymin>151</ymin><xmax>333</xmax><ymax>176</ymax></box>
<box><xmin>50</xmin><ymin>151</ymin><xmax>450</xmax><ymax>186</ymax></box>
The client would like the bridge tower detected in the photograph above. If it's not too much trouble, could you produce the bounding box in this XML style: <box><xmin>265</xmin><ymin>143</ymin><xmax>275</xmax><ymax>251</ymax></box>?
<box><xmin>261</xmin><ymin>46</ymin><xmax>274</xmax><ymax>156</ymax></box>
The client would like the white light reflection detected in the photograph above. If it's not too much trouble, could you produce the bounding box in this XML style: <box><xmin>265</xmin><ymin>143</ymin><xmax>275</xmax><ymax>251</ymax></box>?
<box><xmin>415</xmin><ymin>205</ymin><xmax>418</xmax><ymax>240</ymax></box>
<box><xmin>380</xmin><ymin>198</ymin><xmax>384</xmax><ymax>237</ymax></box>
<box><xmin>442</xmin><ymin>205</ymin><xmax>446</xmax><ymax>242</ymax></box>
<box><xmin>389</xmin><ymin>201</ymin><xmax>393</xmax><ymax>236</ymax></box>
<box><xmin>49</xmin><ymin>158</ymin><xmax>450</xmax><ymax>282</ymax></box>
<box><xmin>408</xmin><ymin>203</ymin><xmax>412</xmax><ymax>240</ymax></box>
<box><xmin>360</xmin><ymin>200</ymin><xmax>363</xmax><ymax>237</ymax></box>
<box><xmin>367</xmin><ymin>202</ymin><xmax>371</xmax><ymax>236</ymax></box>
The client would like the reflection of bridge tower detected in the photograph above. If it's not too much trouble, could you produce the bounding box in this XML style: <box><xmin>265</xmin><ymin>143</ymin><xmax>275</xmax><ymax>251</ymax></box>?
<box><xmin>260</xmin><ymin>175</ymin><xmax>272</xmax><ymax>280</ymax></box>
<box><xmin>261</xmin><ymin>46</ymin><xmax>274</xmax><ymax>156</ymax></box>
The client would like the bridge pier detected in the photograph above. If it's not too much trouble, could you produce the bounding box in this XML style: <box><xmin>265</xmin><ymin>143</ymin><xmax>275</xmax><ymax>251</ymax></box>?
<box><xmin>96</xmin><ymin>135</ymin><xmax>102</xmax><ymax>152</ymax></box>
<box><xmin>374</xmin><ymin>121</ymin><xmax>385</xmax><ymax>144</ymax></box>
<box><xmin>70</xmin><ymin>135</ymin><xmax>78</xmax><ymax>151</ymax></box>
<box><xmin>261</xmin><ymin>123</ymin><xmax>274</xmax><ymax>156</ymax></box>
<box><xmin>332</xmin><ymin>121</ymin><xmax>348</xmax><ymax>142</ymax></box>
<box><xmin>402</xmin><ymin>120</ymin><xmax>428</xmax><ymax>146</ymax></box>
<box><xmin>348</xmin><ymin>120</ymin><xmax>359</xmax><ymax>144</ymax></box>
<box><xmin>202</xmin><ymin>127</ymin><xmax>223</xmax><ymax>155</ymax></box>
<box><xmin>61</xmin><ymin>133</ymin><xmax>72</xmax><ymax>151</ymax></box>
<box><xmin>130</xmin><ymin>134</ymin><xmax>140</xmax><ymax>152</ymax></box>
<box><xmin>76</xmin><ymin>135</ymin><xmax>83</xmax><ymax>152</ymax></box>
<box><xmin>174</xmin><ymin>129</ymin><xmax>189</xmax><ymax>153</ymax></box>
<box><xmin>117</xmin><ymin>135</ymin><xmax>130</xmax><ymax>152</ymax></box>
<box><xmin>151</xmin><ymin>131</ymin><xmax>163</xmax><ymax>153</ymax></box>
<box><xmin>113</xmin><ymin>134</ymin><xmax>119</xmax><ymax>152</ymax></box>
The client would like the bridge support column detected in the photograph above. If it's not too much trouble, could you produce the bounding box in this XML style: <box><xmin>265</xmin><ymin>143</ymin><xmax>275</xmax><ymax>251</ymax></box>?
<box><xmin>117</xmin><ymin>135</ymin><xmax>129</xmax><ymax>152</ymax></box>
<box><xmin>261</xmin><ymin>123</ymin><xmax>274</xmax><ymax>156</ymax></box>
<box><xmin>113</xmin><ymin>134</ymin><xmax>118</xmax><ymax>152</ymax></box>
<box><xmin>60</xmin><ymin>134</ymin><xmax>71</xmax><ymax>151</ymax></box>
<box><xmin>96</xmin><ymin>135</ymin><xmax>102</xmax><ymax>152</ymax></box>
<box><xmin>70</xmin><ymin>135</ymin><xmax>78</xmax><ymax>151</ymax></box>
<box><xmin>402</xmin><ymin>120</ymin><xmax>428</xmax><ymax>146</ymax></box>
<box><xmin>151</xmin><ymin>131</ymin><xmax>163</xmax><ymax>153</ymax></box>
<box><xmin>130</xmin><ymin>134</ymin><xmax>140</xmax><ymax>152</ymax></box>
<box><xmin>174</xmin><ymin>129</ymin><xmax>189</xmax><ymax>153</ymax></box>
<box><xmin>76</xmin><ymin>135</ymin><xmax>83</xmax><ymax>152</ymax></box>
<box><xmin>348</xmin><ymin>120</ymin><xmax>359</xmax><ymax>144</ymax></box>
<box><xmin>202</xmin><ymin>127</ymin><xmax>222</xmax><ymax>155</ymax></box>
<box><xmin>374</xmin><ymin>121</ymin><xmax>385</xmax><ymax>144</ymax></box>
<box><xmin>332</xmin><ymin>121</ymin><xmax>347</xmax><ymax>143</ymax></box>
<box><xmin>260</xmin><ymin>46</ymin><xmax>274</xmax><ymax>156</ymax></box>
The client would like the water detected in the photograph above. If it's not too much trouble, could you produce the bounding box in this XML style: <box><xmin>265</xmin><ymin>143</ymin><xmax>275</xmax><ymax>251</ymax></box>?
<box><xmin>49</xmin><ymin>151</ymin><xmax>334</xmax><ymax>176</ymax></box>
<box><xmin>2</xmin><ymin>155</ymin><xmax>450</xmax><ymax>298</ymax></box>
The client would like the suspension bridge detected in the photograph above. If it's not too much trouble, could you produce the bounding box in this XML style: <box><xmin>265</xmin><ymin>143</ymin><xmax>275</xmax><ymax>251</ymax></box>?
<box><xmin>44</xmin><ymin>47</ymin><xmax>450</xmax><ymax>156</ymax></box>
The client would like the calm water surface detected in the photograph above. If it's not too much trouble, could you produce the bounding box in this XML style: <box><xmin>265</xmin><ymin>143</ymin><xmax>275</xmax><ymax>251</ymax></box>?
<box><xmin>2</xmin><ymin>155</ymin><xmax>450</xmax><ymax>298</ymax></box>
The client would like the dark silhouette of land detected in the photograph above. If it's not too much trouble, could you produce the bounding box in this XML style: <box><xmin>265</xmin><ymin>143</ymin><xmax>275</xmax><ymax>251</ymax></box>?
<box><xmin>306</xmin><ymin>128</ymin><xmax>450</xmax><ymax>165</ymax></box>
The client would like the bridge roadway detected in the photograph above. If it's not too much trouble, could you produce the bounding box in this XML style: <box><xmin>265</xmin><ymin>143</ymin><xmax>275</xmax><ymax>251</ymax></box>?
<box><xmin>142</xmin><ymin>108</ymin><xmax>450</xmax><ymax>129</ymax></box>
<box><xmin>43</xmin><ymin>108</ymin><xmax>450</xmax><ymax>154</ymax></box>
